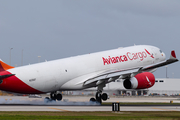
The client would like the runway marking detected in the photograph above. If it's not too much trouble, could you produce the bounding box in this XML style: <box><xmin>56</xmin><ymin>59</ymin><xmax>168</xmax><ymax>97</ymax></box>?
<box><xmin>151</xmin><ymin>107</ymin><xmax>177</xmax><ymax>111</ymax></box>
<box><xmin>48</xmin><ymin>107</ymin><xmax>70</xmax><ymax>112</ymax></box>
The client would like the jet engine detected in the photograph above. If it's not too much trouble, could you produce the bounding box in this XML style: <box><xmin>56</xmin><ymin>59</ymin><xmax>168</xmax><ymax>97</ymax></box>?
<box><xmin>123</xmin><ymin>72</ymin><xmax>155</xmax><ymax>89</ymax></box>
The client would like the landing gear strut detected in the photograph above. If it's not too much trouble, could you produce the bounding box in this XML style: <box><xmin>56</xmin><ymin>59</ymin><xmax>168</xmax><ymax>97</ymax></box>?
<box><xmin>96</xmin><ymin>92</ymin><xmax>102</xmax><ymax>104</ymax></box>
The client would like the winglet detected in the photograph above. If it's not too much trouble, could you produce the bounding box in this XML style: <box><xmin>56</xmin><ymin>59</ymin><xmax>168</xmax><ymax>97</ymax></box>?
<box><xmin>170</xmin><ymin>50</ymin><xmax>177</xmax><ymax>59</ymax></box>
<box><xmin>0</xmin><ymin>60</ymin><xmax>14</xmax><ymax>72</ymax></box>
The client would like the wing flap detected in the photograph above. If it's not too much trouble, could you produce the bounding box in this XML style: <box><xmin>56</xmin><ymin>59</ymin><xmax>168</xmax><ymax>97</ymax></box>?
<box><xmin>83</xmin><ymin>67</ymin><xmax>141</xmax><ymax>86</ymax></box>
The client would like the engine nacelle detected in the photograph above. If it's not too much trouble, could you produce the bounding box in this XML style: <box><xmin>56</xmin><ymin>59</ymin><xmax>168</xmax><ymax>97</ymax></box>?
<box><xmin>123</xmin><ymin>72</ymin><xmax>155</xmax><ymax>89</ymax></box>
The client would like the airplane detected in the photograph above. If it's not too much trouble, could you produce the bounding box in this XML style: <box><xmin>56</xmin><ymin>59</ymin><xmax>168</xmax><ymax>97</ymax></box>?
<box><xmin>0</xmin><ymin>45</ymin><xmax>178</xmax><ymax>103</ymax></box>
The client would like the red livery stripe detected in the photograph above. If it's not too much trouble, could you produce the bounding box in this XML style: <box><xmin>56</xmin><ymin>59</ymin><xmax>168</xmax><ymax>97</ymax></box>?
<box><xmin>0</xmin><ymin>71</ymin><xmax>43</xmax><ymax>94</ymax></box>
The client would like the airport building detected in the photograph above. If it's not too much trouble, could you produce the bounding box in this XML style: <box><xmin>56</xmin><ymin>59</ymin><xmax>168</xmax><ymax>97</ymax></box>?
<box><xmin>111</xmin><ymin>78</ymin><xmax>180</xmax><ymax>96</ymax></box>
<box><xmin>147</xmin><ymin>78</ymin><xmax>180</xmax><ymax>96</ymax></box>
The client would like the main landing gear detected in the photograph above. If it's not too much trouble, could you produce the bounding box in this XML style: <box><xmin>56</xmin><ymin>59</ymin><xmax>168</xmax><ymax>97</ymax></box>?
<box><xmin>44</xmin><ymin>92</ymin><xmax>62</xmax><ymax>102</ymax></box>
<box><xmin>90</xmin><ymin>81</ymin><xmax>108</xmax><ymax>104</ymax></box>
<box><xmin>90</xmin><ymin>91</ymin><xmax>108</xmax><ymax>104</ymax></box>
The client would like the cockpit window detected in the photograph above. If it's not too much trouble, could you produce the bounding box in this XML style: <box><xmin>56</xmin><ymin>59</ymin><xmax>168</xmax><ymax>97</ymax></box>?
<box><xmin>159</xmin><ymin>50</ymin><xmax>163</xmax><ymax>53</ymax></box>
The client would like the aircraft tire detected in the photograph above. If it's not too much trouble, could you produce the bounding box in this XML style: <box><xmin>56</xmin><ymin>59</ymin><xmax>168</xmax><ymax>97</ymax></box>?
<box><xmin>56</xmin><ymin>94</ymin><xmax>62</xmax><ymax>101</ymax></box>
<box><xmin>44</xmin><ymin>97</ymin><xmax>51</xmax><ymax>103</ymax></box>
<box><xmin>50</xmin><ymin>93</ymin><xmax>57</xmax><ymax>101</ymax></box>
<box><xmin>101</xmin><ymin>93</ymin><xmax>108</xmax><ymax>101</ymax></box>
<box><xmin>90</xmin><ymin>98</ymin><xmax>96</xmax><ymax>102</ymax></box>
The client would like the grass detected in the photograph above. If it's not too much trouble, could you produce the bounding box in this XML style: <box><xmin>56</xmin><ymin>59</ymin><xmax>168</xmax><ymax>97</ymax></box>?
<box><xmin>0</xmin><ymin>111</ymin><xmax>180</xmax><ymax>120</ymax></box>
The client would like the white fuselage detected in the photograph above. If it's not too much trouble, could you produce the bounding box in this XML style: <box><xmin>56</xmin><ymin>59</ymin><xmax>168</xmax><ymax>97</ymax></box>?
<box><xmin>6</xmin><ymin>45</ymin><xmax>165</xmax><ymax>93</ymax></box>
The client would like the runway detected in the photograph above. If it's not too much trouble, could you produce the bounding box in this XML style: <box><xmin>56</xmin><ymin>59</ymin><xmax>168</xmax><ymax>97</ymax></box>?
<box><xmin>0</xmin><ymin>96</ymin><xmax>180</xmax><ymax>111</ymax></box>
<box><xmin>0</xmin><ymin>105</ymin><xmax>180</xmax><ymax>111</ymax></box>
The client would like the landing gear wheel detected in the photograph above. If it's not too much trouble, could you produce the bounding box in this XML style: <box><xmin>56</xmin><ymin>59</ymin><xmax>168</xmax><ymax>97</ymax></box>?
<box><xmin>56</xmin><ymin>94</ymin><xmax>62</xmax><ymax>101</ymax></box>
<box><xmin>90</xmin><ymin>98</ymin><xmax>96</xmax><ymax>102</ymax></box>
<box><xmin>50</xmin><ymin>93</ymin><xmax>57</xmax><ymax>101</ymax></box>
<box><xmin>44</xmin><ymin>97</ymin><xmax>51</xmax><ymax>103</ymax></box>
<box><xmin>96</xmin><ymin>92</ymin><xmax>102</xmax><ymax>104</ymax></box>
<box><xmin>101</xmin><ymin>93</ymin><xmax>108</xmax><ymax>101</ymax></box>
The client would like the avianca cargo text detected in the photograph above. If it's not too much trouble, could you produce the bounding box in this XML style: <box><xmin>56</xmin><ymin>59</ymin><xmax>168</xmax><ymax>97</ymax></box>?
<box><xmin>102</xmin><ymin>49</ymin><xmax>154</xmax><ymax>65</ymax></box>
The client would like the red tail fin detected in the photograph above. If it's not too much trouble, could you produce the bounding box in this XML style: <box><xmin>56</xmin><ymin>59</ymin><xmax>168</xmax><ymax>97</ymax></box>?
<box><xmin>0</xmin><ymin>60</ymin><xmax>14</xmax><ymax>72</ymax></box>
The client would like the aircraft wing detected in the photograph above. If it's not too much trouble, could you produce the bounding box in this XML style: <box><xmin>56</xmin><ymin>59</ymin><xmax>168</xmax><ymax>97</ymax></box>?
<box><xmin>83</xmin><ymin>50</ymin><xmax>178</xmax><ymax>87</ymax></box>
<box><xmin>142</xmin><ymin>50</ymin><xmax>178</xmax><ymax>71</ymax></box>
<box><xmin>83</xmin><ymin>67</ymin><xmax>142</xmax><ymax>86</ymax></box>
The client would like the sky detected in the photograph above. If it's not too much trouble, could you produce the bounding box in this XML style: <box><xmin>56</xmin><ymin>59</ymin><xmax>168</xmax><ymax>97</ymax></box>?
<box><xmin>0</xmin><ymin>0</ymin><xmax>180</xmax><ymax>78</ymax></box>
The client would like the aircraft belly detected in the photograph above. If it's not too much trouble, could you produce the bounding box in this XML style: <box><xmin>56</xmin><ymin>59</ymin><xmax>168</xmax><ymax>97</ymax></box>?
<box><xmin>60</xmin><ymin>72</ymin><xmax>101</xmax><ymax>90</ymax></box>
<box><xmin>18</xmin><ymin>75</ymin><xmax>60</xmax><ymax>93</ymax></box>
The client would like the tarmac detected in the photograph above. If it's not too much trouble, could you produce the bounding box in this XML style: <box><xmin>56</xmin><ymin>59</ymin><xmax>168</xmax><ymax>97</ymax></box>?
<box><xmin>0</xmin><ymin>95</ymin><xmax>180</xmax><ymax>111</ymax></box>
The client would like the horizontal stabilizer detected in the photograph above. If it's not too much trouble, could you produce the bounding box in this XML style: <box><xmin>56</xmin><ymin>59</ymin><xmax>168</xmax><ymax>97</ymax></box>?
<box><xmin>0</xmin><ymin>74</ymin><xmax>15</xmax><ymax>80</ymax></box>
